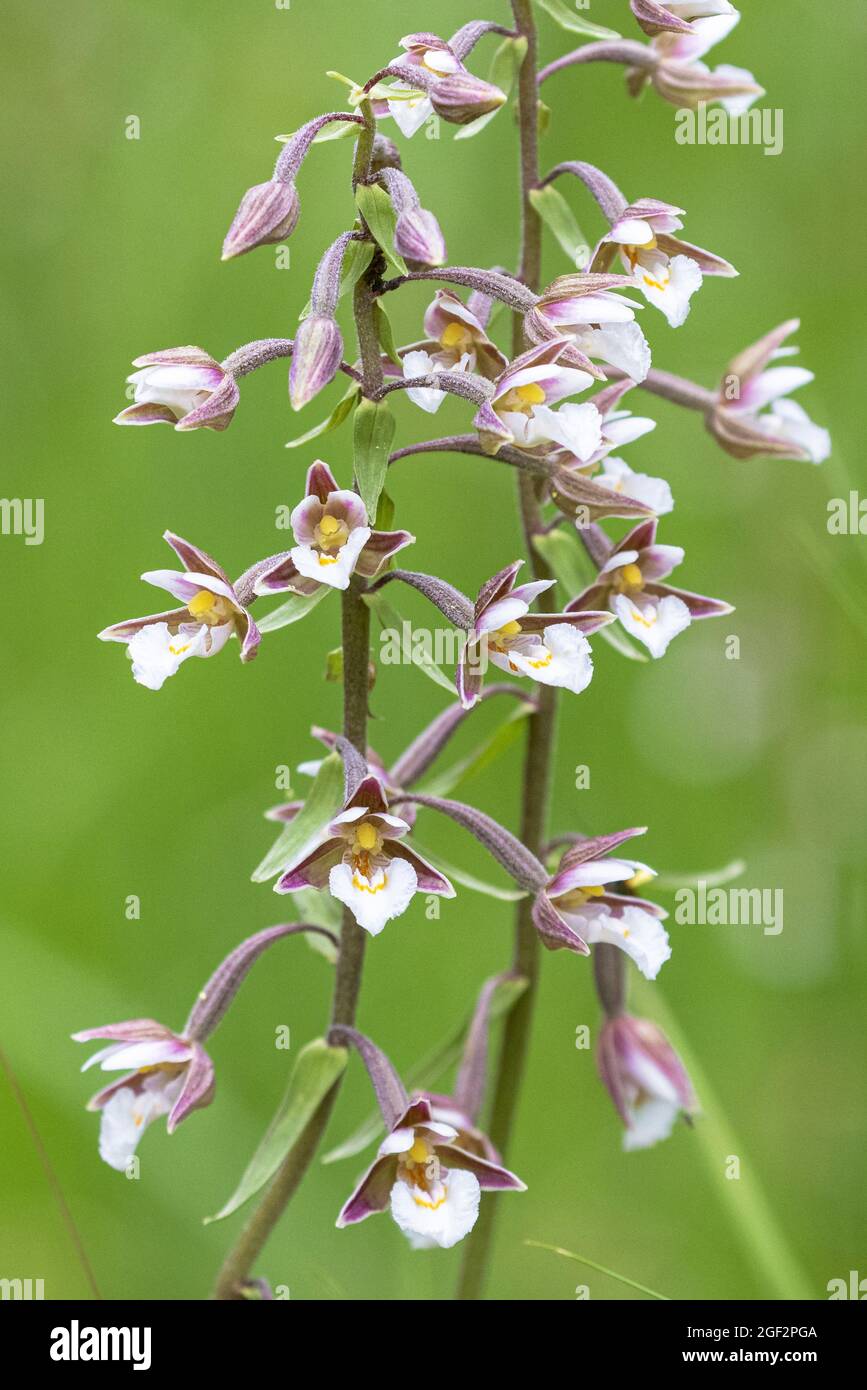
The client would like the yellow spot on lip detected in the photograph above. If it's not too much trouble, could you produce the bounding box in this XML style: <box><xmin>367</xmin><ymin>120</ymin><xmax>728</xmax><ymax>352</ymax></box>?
<box><xmin>168</xmin><ymin>640</ymin><xmax>192</xmax><ymax>656</ymax></box>
<box><xmin>352</xmin><ymin>873</ymin><xmax>388</xmax><ymax>894</ymax></box>
<box><xmin>317</xmin><ymin>554</ymin><xmax>338</xmax><ymax>565</ymax></box>
<box><xmin>528</xmin><ymin>650</ymin><xmax>553</xmax><ymax>670</ymax></box>
<box><xmin>642</xmin><ymin>271</ymin><xmax>670</xmax><ymax>292</ymax></box>
<box><xmin>629</xmin><ymin>606</ymin><xmax>656</xmax><ymax>628</ymax></box>
<box><xmin>411</xmin><ymin>1188</ymin><xmax>447</xmax><ymax>1211</ymax></box>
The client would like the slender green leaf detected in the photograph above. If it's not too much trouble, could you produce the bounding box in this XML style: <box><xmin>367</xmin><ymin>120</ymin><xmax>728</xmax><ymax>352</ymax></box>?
<box><xmin>322</xmin><ymin>976</ymin><xmax>528</xmax><ymax>1164</ymax></box>
<box><xmin>285</xmin><ymin>385</ymin><xmax>359</xmax><ymax>449</ymax></box>
<box><xmin>353</xmin><ymin>397</ymin><xmax>396</xmax><ymax>522</ymax></box>
<box><xmin>206</xmin><ymin>1040</ymin><xmax>347</xmax><ymax>1223</ymax></box>
<box><xmin>653</xmin><ymin>859</ymin><xmax>747</xmax><ymax>892</ymax></box>
<box><xmin>291</xmin><ymin>887</ymin><xmax>341</xmax><ymax>963</ymax></box>
<box><xmin>455</xmin><ymin>36</ymin><xmax>527</xmax><ymax>140</ymax></box>
<box><xmin>595</xmin><ymin>617</ymin><xmax>649</xmax><ymax>663</ymax></box>
<box><xmin>255</xmin><ymin>585</ymin><xmax>329</xmax><ymax>634</ymax></box>
<box><xmin>374</xmin><ymin>489</ymin><xmax>396</xmax><ymax>533</ymax></box>
<box><xmin>533</xmin><ymin>529</ymin><xmax>649</xmax><ymax>661</ymax></box>
<box><xmin>411</xmin><ymin>843</ymin><xmax>527</xmax><ymax>902</ymax></box>
<box><xmin>251</xmin><ymin>752</ymin><xmax>344</xmax><ymax>883</ymax></box>
<box><xmin>375</xmin><ymin>301</ymin><xmax>402</xmax><ymax>368</ymax></box>
<box><xmin>631</xmin><ymin>980</ymin><xmax>813</xmax><ymax>1299</ymax></box>
<box><xmin>364</xmin><ymin>589</ymin><xmax>456</xmax><ymax>693</ymax></box>
<box><xmin>417</xmin><ymin>707</ymin><xmax>533</xmax><ymax>798</ymax></box>
<box><xmin>529</xmin><ymin>185</ymin><xmax>591</xmax><ymax>267</ymax></box>
<box><xmin>533</xmin><ymin>0</ymin><xmax>621</xmax><ymax>39</ymax></box>
<box><xmin>532</xmin><ymin>527</ymin><xmax>590</xmax><ymax>602</ymax></box>
<box><xmin>525</xmin><ymin>1241</ymin><xmax>670</xmax><ymax>1300</ymax></box>
<box><xmin>354</xmin><ymin>183</ymin><xmax>407</xmax><ymax>275</ymax></box>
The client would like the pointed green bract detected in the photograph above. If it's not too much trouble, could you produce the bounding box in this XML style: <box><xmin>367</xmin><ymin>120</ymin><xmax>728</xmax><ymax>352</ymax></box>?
<box><xmin>533</xmin><ymin>0</ymin><xmax>621</xmax><ymax>39</ymax></box>
<box><xmin>417</xmin><ymin>706</ymin><xmax>533</xmax><ymax>798</ymax></box>
<box><xmin>322</xmin><ymin>976</ymin><xmax>528</xmax><ymax>1164</ymax></box>
<box><xmin>364</xmin><ymin>589</ymin><xmax>456</xmax><ymax>693</ymax></box>
<box><xmin>251</xmin><ymin>751</ymin><xmax>344</xmax><ymax>882</ymax></box>
<box><xmin>205</xmin><ymin>1040</ymin><xmax>348</xmax><ymax>1223</ymax></box>
<box><xmin>353</xmin><ymin>397</ymin><xmax>396</xmax><ymax>522</ymax></box>
<box><xmin>529</xmin><ymin>185</ymin><xmax>590</xmax><ymax>267</ymax></box>
<box><xmin>255</xmin><ymin>586</ymin><xmax>328</xmax><ymax>633</ymax></box>
<box><xmin>285</xmin><ymin>385</ymin><xmax>359</xmax><ymax>449</ymax></box>
<box><xmin>354</xmin><ymin>183</ymin><xmax>407</xmax><ymax>275</ymax></box>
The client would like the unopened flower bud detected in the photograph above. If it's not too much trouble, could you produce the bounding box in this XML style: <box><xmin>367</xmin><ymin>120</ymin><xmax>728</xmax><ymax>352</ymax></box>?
<box><xmin>597</xmin><ymin>1013</ymin><xmax>697</xmax><ymax>1150</ymax></box>
<box><xmin>430</xmin><ymin>73</ymin><xmax>507</xmax><ymax>125</ymax></box>
<box><xmin>222</xmin><ymin>180</ymin><xmax>300</xmax><ymax>261</ymax></box>
<box><xmin>394</xmin><ymin>206</ymin><xmax>447</xmax><ymax>268</ymax></box>
<box><xmin>289</xmin><ymin>315</ymin><xmax>344</xmax><ymax>410</ymax></box>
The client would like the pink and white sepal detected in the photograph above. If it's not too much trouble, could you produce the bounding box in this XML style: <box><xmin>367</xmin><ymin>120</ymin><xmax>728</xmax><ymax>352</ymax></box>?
<box><xmin>474</xmin><ymin>338</ymin><xmax>603</xmax><ymax>458</ymax></box>
<box><xmin>597</xmin><ymin>1013</ymin><xmax>697</xmax><ymax>1150</ymax></box>
<box><xmin>458</xmin><ymin>560</ymin><xmax>614</xmax><ymax>709</ymax></box>
<box><xmin>275</xmin><ymin>774</ymin><xmax>454</xmax><ymax>937</ymax></box>
<box><xmin>594</xmin><ymin>198</ymin><xmax>736</xmax><ymax>328</ymax></box>
<box><xmin>98</xmin><ymin>532</ymin><xmax>261</xmax><ymax>690</ymax></box>
<box><xmin>709</xmin><ymin>319</ymin><xmax>831</xmax><ymax>464</ymax></box>
<box><xmin>114</xmin><ymin>347</ymin><xmax>240</xmax><ymax>432</ymax></box>
<box><xmin>337</xmin><ymin>1094</ymin><xmax>524</xmax><ymax>1248</ymax></box>
<box><xmin>72</xmin><ymin>1020</ymin><xmax>214</xmax><ymax>1172</ymax></box>
<box><xmin>567</xmin><ymin>518</ymin><xmax>732</xmax><ymax>659</ymax></box>
<box><xmin>254</xmin><ymin>461</ymin><xmax>414</xmax><ymax>597</ymax></box>
<box><xmin>541</xmin><ymin>829</ymin><xmax>672</xmax><ymax>979</ymax></box>
<box><xmin>555</xmin><ymin>378</ymin><xmax>673</xmax><ymax>517</ymax></box>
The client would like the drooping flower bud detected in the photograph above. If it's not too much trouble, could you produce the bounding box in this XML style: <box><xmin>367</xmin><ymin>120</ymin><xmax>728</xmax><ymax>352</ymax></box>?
<box><xmin>379</xmin><ymin>168</ymin><xmax>446</xmax><ymax>268</ymax></box>
<box><xmin>395</xmin><ymin>206</ymin><xmax>447</xmax><ymax>268</ymax></box>
<box><xmin>597</xmin><ymin>1013</ymin><xmax>697</xmax><ymax>1150</ymax></box>
<box><xmin>289</xmin><ymin>315</ymin><xmax>344</xmax><ymax>410</ymax></box>
<box><xmin>430</xmin><ymin>72</ymin><xmax>507</xmax><ymax>125</ymax></box>
<box><xmin>221</xmin><ymin>180</ymin><xmax>300</xmax><ymax>261</ymax></box>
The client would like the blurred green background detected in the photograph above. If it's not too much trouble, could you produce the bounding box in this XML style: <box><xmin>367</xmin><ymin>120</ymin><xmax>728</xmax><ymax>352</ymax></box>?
<box><xmin>2</xmin><ymin>0</ymin><xmax>865</xmax><ymax>1302</ymax></box>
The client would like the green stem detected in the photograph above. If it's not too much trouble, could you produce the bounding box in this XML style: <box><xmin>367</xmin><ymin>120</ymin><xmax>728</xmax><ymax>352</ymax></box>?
<box><xmin>212</xmin><ymin>108</ymin><xmax>380</xmax><ymax>1301</ymax></box>
<box><xmin>456</xmin><ymin>0</ymin><xmax>550</xmax><ymax>1302</ymax></box>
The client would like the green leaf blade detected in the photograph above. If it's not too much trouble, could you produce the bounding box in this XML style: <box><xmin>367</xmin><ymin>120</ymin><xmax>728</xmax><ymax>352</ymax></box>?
<box><xmin>206</xmin><ymin>1040</ymin><xmax>348</xmax><ymax>1223</ymax></box>
<box><xmin>251</xmin><ymin>751</ymin><xmax>345</xmax><ymax>883</ymax></box>
<box><xmin>353</xmin><ymin>397</ymin><xmax>396</xmax><ymax>523</ymax></box>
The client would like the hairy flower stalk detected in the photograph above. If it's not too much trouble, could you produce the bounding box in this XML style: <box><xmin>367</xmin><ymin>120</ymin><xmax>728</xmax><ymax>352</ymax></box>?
<box><xmin>212</xmin><ymin>103</ymin><xmax>382</xmax><ymax>1300</ymax></box>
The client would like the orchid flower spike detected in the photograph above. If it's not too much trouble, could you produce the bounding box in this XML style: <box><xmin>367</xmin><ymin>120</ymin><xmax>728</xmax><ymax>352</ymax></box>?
<box><xmin>593</xmin><ymin>198</ymin><xmax>736</xmax><ymax>328</ymax></box>
<box><xmin>71</xmin><ymin>1020</ymin><xmax>214</xmax><ymax>1171</ymax></box>
<box><xmin>275</xmin><ymin>774</ymin><xmax>454</xmax><ymax>937</ymax></box>
<box><xmin>254</xmin><ymin>461</ymin><xmax>414</xmax><ymax>596</ymax></box>
<box><xmin>597</xmin><ymin>1012</ymin><xmax>697</xmax><ymax>1150</ymax></box>
<box><xmin>540</xmin><ymin>831</ymin><xmax>671</xmax><ymax>979</ymax></box>
<box><xmin>527</xmin><ymin>276</ymin><xmax>652</xmax><ymax>385</ymax></box>
<box><xmin>552</xmin><ymin>379</ymin><xmax>673</xmax><ymax>518</ymax></box>
<box><xmin>708</xmin><ymin>319</ymin><xmax>831</xmax><ymax>463</ymax></box>
<box><xmin>402</xmin><ymin>289</ymin><xmax>507</xmax><ymax>414</ymax></box>
<box><xmin>459</xmin><ymin>561</ymin><xmax>614</xmax><ymax>709</ymax></box>
<box><xmin>98</xmin><ymin>532</ymin><xmax>261</xmax><ymax>690</ymax></box>
<box><xmin>337</xmin><ymin>1093</ymin><xmax>524</xmax><ymax>1248</ymax></box>
<box><xmin>114</xmin><ymin>347</ymin><xmax>240</xmax><ymax>432</ymax></box>
<box><xmin>375</xmin><ymin>33</ymin><xmax>506</xmax><ymax>137</ymax></box>
<box><xmin>567</xmin><ymin>518</ymin><xmax>732</xmax><ymax>658</ymax></box>
<box><xmin>474</xmin><ymin>338</ymin><xmax>603</xmax><ymax>458</ymax></box>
